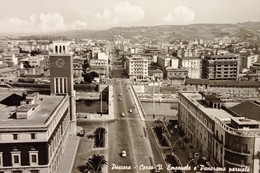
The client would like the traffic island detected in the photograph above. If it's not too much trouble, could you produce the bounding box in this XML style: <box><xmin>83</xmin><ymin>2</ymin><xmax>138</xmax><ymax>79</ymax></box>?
<box><xmin>152</xmin><ymin>126</ymin><xmax>170</xmax><ymax>148</ymax></box>
<box><xmin>90</xmin><ymin>127</ymin><xmax>108</xmax><ymax>150</ymax></box>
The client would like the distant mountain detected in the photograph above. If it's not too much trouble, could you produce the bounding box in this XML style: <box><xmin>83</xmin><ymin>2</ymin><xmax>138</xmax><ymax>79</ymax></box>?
<box><xmin>22</xmin><ymin>22</ymin><xmax>260</xmax><ymax>43</ymax></box>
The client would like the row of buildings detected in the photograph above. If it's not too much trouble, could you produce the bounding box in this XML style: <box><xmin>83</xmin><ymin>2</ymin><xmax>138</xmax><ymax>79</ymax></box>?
<box><xmin>122</xmin><ymin>53</ymin><xmax>246</xmax><ymax>82</ymax></box>
<box><xmin>0</xmin><ymin>40</ymin><xmax>112</xmax><ymax>85</ymax></box>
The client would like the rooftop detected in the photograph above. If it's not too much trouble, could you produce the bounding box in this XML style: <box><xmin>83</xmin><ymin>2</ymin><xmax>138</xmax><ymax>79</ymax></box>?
<box><xmin>179</xmin><ymin>57</ymin><xmax>201</xmax><ymax>60</ymax></box>
<box><xmin>181</xmin><ymin>92</ymin><xmax>231</xmax><ymax>120</ymax></box>
<box><xmin>184</xmin><ymin>79</ymin><xmax>260</xmax><ymax>87</ymax></box>
<box><xmin>206</xmin><ymin>54</ymin><xmax>239</xmax><ymax>59</ymax></box>
<box><xmin>180</xmin><ymin>92</ymin><xmax>259</xmax><ymax>126</ymax></box>
<box><xmin>0</xmin><ymin>91</ymin><xmax>66</xmax><ymax>129</ymax></box>
<box><xmin>230</xmin><ymin>101</ymin><xmax>260</xmax><ymax>121</ymax></box>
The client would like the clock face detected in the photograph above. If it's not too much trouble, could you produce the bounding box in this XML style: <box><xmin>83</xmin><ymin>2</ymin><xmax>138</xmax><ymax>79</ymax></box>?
<box><xmin>55</xmin><ymin>58</ymin><xmax>65</xmax><ymax>68</ymax></box>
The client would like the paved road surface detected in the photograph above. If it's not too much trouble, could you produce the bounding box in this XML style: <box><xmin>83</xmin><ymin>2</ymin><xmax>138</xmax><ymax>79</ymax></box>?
<box><xmin>107</xmin><ymin>79</ymin><xmax>154</xmax><ymax>173</ymax></box>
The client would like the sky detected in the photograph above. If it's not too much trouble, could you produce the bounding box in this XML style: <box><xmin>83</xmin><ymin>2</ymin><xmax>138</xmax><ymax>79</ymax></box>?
<box><xmin>0</xmin><ymin>0</ymin><xmax>259</xmax><ymax>33</ymax></box>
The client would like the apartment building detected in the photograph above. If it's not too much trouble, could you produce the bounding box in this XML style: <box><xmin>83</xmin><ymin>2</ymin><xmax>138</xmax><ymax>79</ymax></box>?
<box><xmin>125</xmin><ymin>55</ymin><xmax>149</xmax><ymax>81</ymax></box>
<box><xmin>28</xmin><ymin>56</ymin><xmax>44</xmax><ymax>68</ymax></box>
<box><xmin>178</xmin><ymin>92</ymin><xmax>260</xmax><ymax>172</ymax></box>
<box><xmin>202</xmin><ymin>55</ymin><xmax>239</xmax><ymax>80</ymax></box>
<box><xmin>179</xmin><ymin>57</ymin><xmax>202</xmax><ymax>79</ymax></box>
<box><xmin>166</xmin><ymin>68</ymin><xmax>188</xmax><ymax>80</ymax></box>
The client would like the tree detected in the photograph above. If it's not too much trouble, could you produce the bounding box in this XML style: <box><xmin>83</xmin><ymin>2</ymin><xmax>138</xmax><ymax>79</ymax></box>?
<box><xmin>93</xmin><ymin>127</ymin><xmax>106</xmax><ymax>148</ymax></box>
<box><xmin>83</xmin><ymin>72</ymin><xmax>99</xmax><ymax>83</ymax></box>
<box><xmin>77</xmin><ymin>154</ymin><xmax>107</xmax><ymax>173</ymax></box>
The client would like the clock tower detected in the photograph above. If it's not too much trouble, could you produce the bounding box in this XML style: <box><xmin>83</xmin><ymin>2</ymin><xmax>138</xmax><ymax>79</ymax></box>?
<box><xmin>50</xmin><ymin>41</ymin><xmax>76</xmax><ymax>133</ymax></box>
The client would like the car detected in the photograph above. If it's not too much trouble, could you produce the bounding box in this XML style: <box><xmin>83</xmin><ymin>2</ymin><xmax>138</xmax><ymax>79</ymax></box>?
<box><xmin>118</xmin><ymin>93</ymin><xmax>122</xmax><ymax>96</ymax></box>
<box><xmin>121</xmin><ymin>151</ymin><xmax>126</xmax><ymax>157</ymax></box>
<box><xmin>121</xmin><ymin>112</ymin><xmax>125</xmax><ymax>117</ymax></box>
<box><xmin>77</xmin><ymin>130</ymin><xmax>86</xmax><ymax>137</ymax></box>
<box><xmin>128</xmin><ymin>109</ymin><xmax>132</xmax><ymax>113</ymax></box>
<box><xmin>118</xmin><ymin>98</ymin><xmax>122</xmax><ymax>101</ymax></box>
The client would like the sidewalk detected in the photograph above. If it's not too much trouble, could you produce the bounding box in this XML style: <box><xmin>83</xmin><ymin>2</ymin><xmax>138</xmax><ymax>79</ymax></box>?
<box><xmin>57</xmin><ymin>127</ymin><xmax>81</xmax><ymax>173</ymax></box>
<box><xmin>169</xmin><ymin>129</ymin><xmax>197</xmax><ymax>173</ymax></box>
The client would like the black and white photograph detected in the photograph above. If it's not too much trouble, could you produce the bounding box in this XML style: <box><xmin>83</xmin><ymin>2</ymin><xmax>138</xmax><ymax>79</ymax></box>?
<box><xmin>0</xmin><ymin>0</ymin><xmax>260</xmax><ymax>173</ymax></box>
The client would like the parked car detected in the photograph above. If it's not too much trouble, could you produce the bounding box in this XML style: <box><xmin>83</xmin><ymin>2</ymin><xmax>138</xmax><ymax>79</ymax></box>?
<box><xmin>128</xmin><ymin>109</ymin><xmax>132</xmax><ymax>113</ymax></box>
<box><xmin>77</xmin><ymin>130</ymin><xmax>86</xmax><ymax>137</ymax></box>
<box><xmin>121</xmin><ymin>112</ymin><xmax>125</xmax><ymax>117</ymax></box>
<box><xmin>121</xmin><ymin>151</ymin><xmax>126</xmax><ymax>157</ymax></box>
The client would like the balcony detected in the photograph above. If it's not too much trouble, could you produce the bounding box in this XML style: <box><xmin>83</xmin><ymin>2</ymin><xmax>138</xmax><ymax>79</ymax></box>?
<box><xmin>224</xmin><ymin>159</ymin><xmax>249</xmax><ymax>168</ymax></box>
<box><xmin>214</xmin><ymin>117</ymin><xmax>260</xmax><ymax>137</ymax></box>
<box><xmin>224</xmin><ymin>145</ymin><xmax>251</xmax><ymax>156</ymax></box>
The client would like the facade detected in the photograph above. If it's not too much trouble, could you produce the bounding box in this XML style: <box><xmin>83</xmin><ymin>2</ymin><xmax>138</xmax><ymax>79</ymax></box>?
<box><xmin>97</xmin><ymin>52</ymin><xmax>108</xmax><ymax>61</ymax></box>
<box><xmin>125</xmin><ymin>55</ymin><xmax>149</xmax><ymax>81</ymax></box>
<box><xmin>247</xmin><ymin>55</ymin><xmax>259</xmax><ymax>69</ymax></box>
<box><xmin>28</xmin><ymin>56</ymin><xmax>44</xmax><ymax>68</ymax></box>
<box><xmin>184</xmin><ymin>79</ymin><xmax>260</xmax><ymax>97</ymax></box>
<box><xmin>89</xmin><ymin>59</ymin><xmax>108</xmax><ymax>67</ymax></box>
<box><xmin>166</xmin><ymin>68</ymin><xmax>188</xmax><ymax>80</ymax></box>
<box><xmin>143</xmin><ymin>53</ymin><xmax>158</xmax><ymax>66</ymax></box>
<box><xmin>178</xmin><ymin>92</ymin><xmax>260</xmax><ymax>172</ymax></box>
<box><xmin>148</xmin><ymin>69</ymin><xmax>163</xmax><ymax>80</ymax></box>
<box><xmin>157</xmin><ymin>56</ymin><xmax>172</xmax><ymax>68</ymax></box>
<box><xmin>3</xmin><ymin>55</ymin><xmax>18</xmax><ymax>66</ymax></box>
<box><xmin>0</xmin><ymin>68</ymin><xmax>20</xmax><ymax>83</ymax></box>
<box><xmin>4</xmin><ymin>47</ymin><xmax>20</xmax><ymax>55</ymax></box>
<box><xmin>202</xmin><ymin>55</ymin><xmax>239</xmax><ymax>80</ymax></box>
<box><xmin>179</xmin><ymin>57</ymin><xmax>201</xmax><ymax>79</ymax></box>
<box><xmin>0</xmin><ymin>41</ymin><xmax>77</xmax><ymax>173</ymax></box>
<box><xmin>0</xmin><ymin>92</ymin><xmax>72</xmax><ymax>173</ymax></box>
<box><xmin>171</xmin><ymin>58</ymin><xmax>179</xmax><ymax>69</ymax></box>
<box><xmin>89</xmin><ymin>59</ymin><xmax>108</xmax><ymax>75</ymax></box>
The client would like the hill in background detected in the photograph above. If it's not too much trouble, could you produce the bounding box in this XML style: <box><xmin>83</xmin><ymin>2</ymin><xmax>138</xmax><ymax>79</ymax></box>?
<box><xmin>20</xmin><ymin>22</ymin><xmax>260</xmax><ymax>43</ymax></box>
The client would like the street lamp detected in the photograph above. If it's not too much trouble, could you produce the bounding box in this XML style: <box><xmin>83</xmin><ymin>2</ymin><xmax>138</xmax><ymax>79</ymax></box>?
<box><xmin>172</xmin><ymin>137</ymin><xmax>182</xmax><ymax>152</ymax></box>
<box><xmin>186</xmin><ymin>159</ymin><xmax>194</xmax><ymax>166</ymax></box>
<box><xmin>100</xmin><ymin>88</ymin><xmax>102</xmax><ymax>117</ymax></box>
<box><xmin>153</xmin><ymin>76</ymin><xmax>155</xmax><ymax>119</ymax></box>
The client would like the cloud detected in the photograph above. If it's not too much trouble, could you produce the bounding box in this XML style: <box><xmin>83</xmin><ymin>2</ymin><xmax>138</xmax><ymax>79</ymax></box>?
<box><xmin>0</xmin><ymin>12</ymin><xmax>88</xmax><ymax>33</ymax></box>
<box><xmin>162</xmin><ymin>6</ymin><xmax>195</xmax><ymax>25</ymax></box>
<box><xmin>82</xmin><ymin>2</ymin><xmax>145</xmax><ymax>29</ymax></box>
<box><xmin>7</xmin><ymin>12</ymin><xmax>66</xmax><ymax>32</ymax></box>
<box><xmin>73</xmin><ymin>20</ymin><xmax>87</xmax><ymax>30</ymax></box>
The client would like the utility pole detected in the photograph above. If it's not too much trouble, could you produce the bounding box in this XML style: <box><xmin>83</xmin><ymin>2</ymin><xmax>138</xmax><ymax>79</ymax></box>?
<box><xmin>100</xmin><ymin>88</ymin><xmax>102</xmax><ymax>117</ymax></box>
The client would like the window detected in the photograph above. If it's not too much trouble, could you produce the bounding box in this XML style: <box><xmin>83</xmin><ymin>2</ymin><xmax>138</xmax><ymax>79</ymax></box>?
<box><xmin>13</xmin><ymin>134</ymin><xmax>18</xmax><ymax>140</ymax></box>
<box><xmin>11</xmin><ymin>171</ymin><xmax>22</xmax><ymax>173</ymax></box>
<box><xmin>0</xmin><ymin>152</ymin><xmax>2</xmax><ymax>167</ymax></box>
<box><xmin>30</xmin><ymin>170</ymin><xmax>39</xmax><ymax>173</ymax></box>
<box><xmin>14</xmin><ymin>155</ymin><xmax>19</xmax><ymax>163</ymax></box>
<box><xmin>31</xmin><ymin>134</ymin><xmax>36</xmax><ymax>140</ymax></box>
<box><xmin>11</xmin><ymin>151</ymin><xmax>21</xmax><ymax>166</ymax></box>
<box><xmin>29</xmin><ymin>151</ymin><xmax>38</xmax><ymax>166</ymax></box>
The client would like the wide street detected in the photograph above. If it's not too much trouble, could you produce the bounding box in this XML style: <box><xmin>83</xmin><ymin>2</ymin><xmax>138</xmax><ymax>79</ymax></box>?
<box><xmin>73</xmin><ymin>50</ymin><xmax>183</xmax><ymax>173</ymax></box>
<box><xmin>73</xmin><ymin>79</ymin><xmax>159</xmax><ymax>173</ymax></box>
<box><xmin>107</xmin><ymin>79</ymin><xmax>155</xmax><ymax>172</ymax></box>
